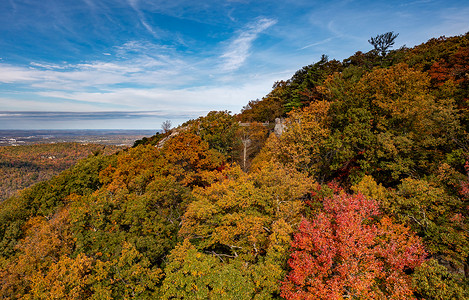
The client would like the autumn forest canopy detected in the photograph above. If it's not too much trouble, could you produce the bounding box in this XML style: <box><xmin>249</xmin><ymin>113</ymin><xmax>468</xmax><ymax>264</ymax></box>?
<box><xmin>0</xmin><ymin>32</ymin><xmax>468</xmax><ymax>299</ymax></box>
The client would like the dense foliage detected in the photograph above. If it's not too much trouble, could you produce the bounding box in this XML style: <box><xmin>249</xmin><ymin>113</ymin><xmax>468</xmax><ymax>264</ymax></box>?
<box><xmin>1</xmin><ymin>32</ymin><xmax>468</xmax><ymax>298</ymax></box>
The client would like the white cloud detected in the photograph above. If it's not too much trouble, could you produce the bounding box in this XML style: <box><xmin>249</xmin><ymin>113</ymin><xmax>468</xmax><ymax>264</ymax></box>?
<box><xmin>127</xmin><ymin>0</ymin><xmax>161</xmax><ymax>39</ymax></box>
<box><xmin>29</xmin><ymin>62</ymin><xmax>69</xmax><ymax>70</ymax></box>
<box><xmin>0</xmin><ymin>65</ymin><xmax>42</xmax><ymax>83</ymax></box>
<box><xmin>0</xmin><ymin>33</ymin><xmax>283</xmax><ymax>121</ymax></box>
<box><xmin>299</xmin><ymin>37</ymin><xmax>333</xmax><ymax>50</ymax></box>
<box><xmin>0</xmin><ymin>97</ymin><xmax>104</xmax><ymax>112</ymax></box>
<box><xmin>0</xmin><ymin>41</ymin><xmax>193</xmax><ymax>90</ymax></box>
<box><xmin>33</xmin><ymin>75</ymin><xmax>276</xmax><ymax>113</ymax></box>
<box><xmin>220</xmin><ymin>18</ymin><xmax>277</xmax><ymax>72</ymax></box>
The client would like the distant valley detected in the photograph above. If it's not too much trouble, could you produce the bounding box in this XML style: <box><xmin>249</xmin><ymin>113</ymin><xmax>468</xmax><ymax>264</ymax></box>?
<box><xmin>0</xmin><ymin>129</ymin><xmax>157</xmax><ymax>146</ymax></box>
<box><xmin>0</xmin><ymin>130</ymin><xmax>157</xmax><ymax>202</ymax></box>
<box><xmin>0</xmin><ymin>142</ymin><xmax>127</xmax><ymax>202</ymax></box>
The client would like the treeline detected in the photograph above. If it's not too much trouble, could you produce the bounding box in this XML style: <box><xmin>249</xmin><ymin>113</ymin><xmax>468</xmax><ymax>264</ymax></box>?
<box><xmin>0</xmin><ymin>143</ymin><xmax>123</xmax><ymax>202</ymax></box>
<box><xmin>0</xmin><ymin>32</ymin><xmax>468</xmax><ymax>299</ymax></box>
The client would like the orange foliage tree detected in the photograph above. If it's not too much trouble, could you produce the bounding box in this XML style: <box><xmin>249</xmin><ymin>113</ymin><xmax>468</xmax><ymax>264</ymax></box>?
<box><xmin>281</xmin><ymin>193</ymin><xmax>426</xmax><ymax>300</ymax></box>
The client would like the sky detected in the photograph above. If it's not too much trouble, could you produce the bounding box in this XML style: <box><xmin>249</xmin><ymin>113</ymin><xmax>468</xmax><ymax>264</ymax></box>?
<box><xmin>0</xmin><ymin>0</ymin><xmax>468</xmax><ymax>130</ymax></box>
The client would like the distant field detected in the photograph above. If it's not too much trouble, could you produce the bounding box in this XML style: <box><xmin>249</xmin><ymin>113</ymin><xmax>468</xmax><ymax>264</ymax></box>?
<box><xmin>0</xmin><ymin>142</ymin><xmax>126</xmax><ymax>202</ymax></box>
<box><xmin>0</xmin><ymin>129</ymin><xmax>157</xmax><ymax>146</ymax></box>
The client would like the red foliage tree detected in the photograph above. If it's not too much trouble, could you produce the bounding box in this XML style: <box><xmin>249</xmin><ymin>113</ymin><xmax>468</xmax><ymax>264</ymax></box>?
<box><xmin>429</xmin><ymin>47</ymin><xmax>469</xmax><ymax>87</ymax></box>
<box><xmin>281</xmin><ymin>193</ymin><xmax>426</xmax><ymax>300</ymax></box>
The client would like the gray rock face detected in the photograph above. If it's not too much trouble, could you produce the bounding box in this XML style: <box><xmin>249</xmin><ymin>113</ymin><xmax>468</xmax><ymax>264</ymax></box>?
<box><xmin>156</xmin><ymin>127</ymin><xmax>187</xmax><ymax>148</ymax></box>
<box><xmin>274</xmin><ymin>118</ymin><xmax>285</xmax><ymax>137</ymax></box>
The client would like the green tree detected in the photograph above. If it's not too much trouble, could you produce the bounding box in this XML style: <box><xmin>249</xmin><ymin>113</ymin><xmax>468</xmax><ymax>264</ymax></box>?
<box><xmin>263</xmin><ymin>100</ymin><xmax>332</xmax><ymax>180</ymax></box>
<box><xmin>188</xmin><ymin>111</ymin><xmax>240</xmax><ymax>161</ymax></box>
<box><xmin>161</xmin><ymin>239</ymin><xmax>256</xmax><ymax>299</ymax></box>
<box><xmin>179</xmin><ymin>162</ymin><xmax>314</xmax><ymax>297</ymax></box>
<box><xmin>369</xmin><ymin>32</ymin><xmax>399</xmax><ymax>57</ymax></box>
<box><xmin>413</xmin><ymin>259</ymin><xmax>468</xmax><ymax>300</ymax></box>
<box><xmin>321</xmin><ymin>63</ymin><xmax>462</xmax><ymax>184</ymax></box>
<box><xmin>386</xmin><ymin>178</ymin><xmax>468</xmax><ymax>267</ymax></box>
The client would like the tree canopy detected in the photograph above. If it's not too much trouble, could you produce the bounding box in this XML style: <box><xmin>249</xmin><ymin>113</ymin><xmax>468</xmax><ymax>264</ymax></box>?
<box><xmin>368</xmin><ymin>31</ymin><xmax>399</xmax><ymax>57</ymax></box>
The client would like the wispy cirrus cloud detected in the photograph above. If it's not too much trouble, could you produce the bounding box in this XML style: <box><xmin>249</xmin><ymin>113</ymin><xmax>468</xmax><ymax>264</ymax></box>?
<box><xmin>0</xmin><ymin>77</ymin><xmax>277</xmax><ymax>120</ymax></box>
<box><xmin>0</xmin><ymin>22</ymin><xmax>283</xmax><ymax>99</ymax></box>
<box><xmin>0</xmin><ymin>65</ymin><xmax>43</xmax><ymax>83</ymax></box>
<box><xmin>220</xmin><ymin>17</ymin><xmax>277</xmax><ymax>72</ymax></box>
<box><xmin>299</xmin><ymin>37</ymin><xmax>334</xmax><ymax>50</ymax></box>
<box><xmin>32</xmin><ymin>80</ymin><xmax>277</xmax><ymax>112</ymax></box>
<box><xmin>0</xmin><ymin>40</ymin><xmax>193</xmax><ymax>90</ymax></box>
<box><xmin>127</xmin><ymin>0</ymin><xmax>162</xmax><ymax>39</ymax></box>
<box><xmin>0</xmin><ymin>32</ymin><xmax>280</xmax><ymax>115</ymax></box>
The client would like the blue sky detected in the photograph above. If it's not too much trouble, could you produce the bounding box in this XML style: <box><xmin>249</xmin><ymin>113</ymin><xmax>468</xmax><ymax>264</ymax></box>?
<box><xmin>0</xmin><ymin>0</ymin><xmax>468</xmax><ymax>129</ymax></box>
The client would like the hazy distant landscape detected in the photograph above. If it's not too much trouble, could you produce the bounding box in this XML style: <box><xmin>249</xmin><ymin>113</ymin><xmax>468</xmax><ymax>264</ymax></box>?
<box><xmin>0</xmin><ymin>130</ymin><xmax>157</xmax><ymax>146</ymax></box>
<box><xmin>0</xmin><ymin>130</ymin><xmax>158</xmax><ymax>201</ymax></box>
<box><xmin>0</xmin><ymin>141</ymin><xmax>126</xmax><ymax>202</ymax></box>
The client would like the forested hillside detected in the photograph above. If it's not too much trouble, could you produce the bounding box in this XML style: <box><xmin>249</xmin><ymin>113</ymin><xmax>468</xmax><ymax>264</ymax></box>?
<box><xmin>0</xmin><ymin>32</ymin><xmax>468</xmax><ymax>299</ymax></box>
<box><xmin>0</xmin><ymin>143</ymin><xmax>123</xmax><ymax>202</ymax></box>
